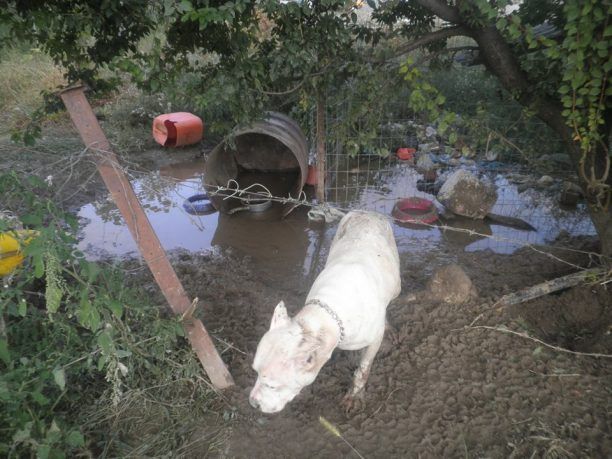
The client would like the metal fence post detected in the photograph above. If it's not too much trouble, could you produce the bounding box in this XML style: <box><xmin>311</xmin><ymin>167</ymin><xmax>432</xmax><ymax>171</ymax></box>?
<box><xmin>316</xmin><ymin>90</ymin><xmax>326</xmax><ymax>203</ymax></box>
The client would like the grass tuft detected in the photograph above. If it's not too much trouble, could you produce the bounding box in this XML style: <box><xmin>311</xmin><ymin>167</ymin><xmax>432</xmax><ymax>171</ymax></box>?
<box><xmin>0</xmin><ymin>47</ymin><xmax>65</xmax><ymax>131</ymax></box>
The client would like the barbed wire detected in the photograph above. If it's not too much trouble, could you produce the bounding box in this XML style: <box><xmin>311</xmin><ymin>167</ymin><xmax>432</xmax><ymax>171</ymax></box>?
<box><xmin>204</xmin><ymin>180</ymin><xmax>607</xmax><ymax>268</ymax></box>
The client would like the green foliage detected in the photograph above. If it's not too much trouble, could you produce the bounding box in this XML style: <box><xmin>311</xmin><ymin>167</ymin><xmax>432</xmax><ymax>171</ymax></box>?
<box><xmin>458</xmin><ymin>0</ymin><xmax>512</xmax><ymax>27</ymax></box>
<box><xmin>1</xmin><ymin>0</ymin><xmax>609</xmax><ymax>210</ymax></box>
<box><xmin>430</xmin><ymin>66</ymin><xmax>565</xmax><ymax>161</ymax></box>
<box><xmin>556</xmin><ymin>1</ymin><xmax>610</xmax><ymax>155</ymax></box>
<box><xmin>461</xmin><ymin>0</ymin><xmax>610</xmax><ymax>157</ymax></box>
<box><xmin>373</xmin><ymin>0</ymin><xmax>436</xmax><ymax>40</ymax></box>
<box><xmin>0</xmin><ymin>1</ymin><xmax>154</xmax><ymax>90</ymax></box>
<box><xmin>0</xmin><ymin>1</ymin><xmax>156</xmax><ymax>143</ymax></box>
<box><xmin>399</xmin><ymin>58</ymin><xmax>459</xmax><ymax>139</ymax></box>
<box><xmin>0</xmin><ymin>0</ymin><xmax>386</xmax><ymax>140</ymax></box>
<box><xmin>321</xmin><ymin>58</ymin><xmax>411</xmax><ymax>158</ymax></box>
<box><xmin>492</xmin><ymin>0</ymin><xmax>611</xmax><ymax>206</ymax></box>
<box><xmin>0</xmin><ymin>172</ymin><xmax>186</xmax><ymax>457</ymax></box>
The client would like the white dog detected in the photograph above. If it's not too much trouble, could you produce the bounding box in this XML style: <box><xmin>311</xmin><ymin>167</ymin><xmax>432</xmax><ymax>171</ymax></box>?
<box><xmin>249</xmin><ymin>211</ymin><xmax>401</xmax><ymax>413</ymax></box>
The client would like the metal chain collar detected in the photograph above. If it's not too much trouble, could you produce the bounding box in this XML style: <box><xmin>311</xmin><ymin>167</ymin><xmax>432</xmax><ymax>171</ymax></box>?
<box><xmin>305</xmin><ymin>299</ymin><xmax>345</xmax><ymax>343</ymax></box>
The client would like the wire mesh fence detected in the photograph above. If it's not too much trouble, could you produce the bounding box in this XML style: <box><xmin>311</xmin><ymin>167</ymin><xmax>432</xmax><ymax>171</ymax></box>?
<box><xmin>319</xmin><ymin>102</ymin><xmax>596</xmax><ymax>256</ymax></box>
<box><xmin>2</xmin><ymin>85</ymin><xmax>599</xmax><ymax>268</ymax></box>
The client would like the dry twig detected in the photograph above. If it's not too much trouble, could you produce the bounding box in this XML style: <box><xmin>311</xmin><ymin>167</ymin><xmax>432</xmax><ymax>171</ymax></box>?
<box><xmin>463</xmin><ymin>325</ymin><xmax>612</xmax><ymax>359</ymax></box>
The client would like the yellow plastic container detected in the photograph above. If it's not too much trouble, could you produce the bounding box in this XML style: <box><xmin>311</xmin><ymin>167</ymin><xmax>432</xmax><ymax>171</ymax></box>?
<box><xmin>0</xmin><ymin>230</ymin><xmax>39</xmax><ymax>276</ymax></box>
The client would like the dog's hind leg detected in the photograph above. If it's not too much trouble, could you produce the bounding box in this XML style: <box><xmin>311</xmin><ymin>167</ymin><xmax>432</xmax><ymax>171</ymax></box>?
<box><xmin>341</xmin><ymin>331</ymin><xmax>384</xmax><ymax>413</ymax></box>
<box><xmin>385</xmin><ymin>319</ymin><xmax>401</xmax><ymax>345</ymax></box>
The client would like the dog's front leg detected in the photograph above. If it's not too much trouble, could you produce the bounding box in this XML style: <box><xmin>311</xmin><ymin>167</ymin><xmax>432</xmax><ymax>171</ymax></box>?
<box><xmin>341</xmin><ymin>331</ymin><xmax>384</xmax><ymax>413</ymax></box>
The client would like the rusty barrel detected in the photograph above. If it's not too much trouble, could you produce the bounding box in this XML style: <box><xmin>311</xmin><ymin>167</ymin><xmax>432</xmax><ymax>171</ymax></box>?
<box><xmin>204</xmin><ymin>112</ymin><xmax>308</xmax><ymax>217</ymax></box>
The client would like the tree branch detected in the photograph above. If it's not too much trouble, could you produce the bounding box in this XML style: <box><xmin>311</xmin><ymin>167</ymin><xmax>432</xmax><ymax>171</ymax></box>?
<box><xmin>388</xmin><ymin>25</ymin><xmax>471</xmax><ymax>60</ymax></box>
<box><xmin>496</xmin><ymin>267</ymin><xmax>605</xmax><ymax>306</ymax></box>
<box><xmin>414</xmin><ymin>45</ymin><xmax>480</xmax><ymax>66</ymax></box>
<box><xmin>471</xmin><ymin>26</ymin><xmax>573</xmax><ymax>146</ymax></box>
<box><xmin>415</xmin><ymin>0</ymin><xmax>462</xmax><ymax>24</ymax></box>
<box><xmin>463</xmin><ymin>325</ymin><xmax>612</xmax><ymax>359</ymax></box>
<box><xmin>446</xmin><ymin>45</ymin><xmax>480</xmax><ymax>53</ymax></box>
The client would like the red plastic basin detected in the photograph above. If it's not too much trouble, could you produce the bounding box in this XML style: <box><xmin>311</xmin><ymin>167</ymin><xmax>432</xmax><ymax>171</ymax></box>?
<box><xmin>396</xmin><ymin>147</ymin><xmax>416</xmax><ymax>161</ymax></box>
<box><xmin>392</xmin><ymin>197</ymin><xmax>438</xmax><ymax>224</ymax></box>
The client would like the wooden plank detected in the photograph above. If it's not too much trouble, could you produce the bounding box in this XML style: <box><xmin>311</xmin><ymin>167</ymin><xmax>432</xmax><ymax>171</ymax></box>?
<box><xmin>498</xmin><ymin>267</ymin><xmax>604</xmax><ymax>306</ymax></box>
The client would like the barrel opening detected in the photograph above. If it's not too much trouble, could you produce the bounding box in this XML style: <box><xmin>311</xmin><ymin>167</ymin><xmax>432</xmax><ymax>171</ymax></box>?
<box><xmin>205</xmin><ymin>113</ymin><xmax>308</xmax><ymax>217</ymax></box>
<box><xmin>233</xmin><ymin>133</ymin><xmax>300</xmax><ymax>173</ymax></box>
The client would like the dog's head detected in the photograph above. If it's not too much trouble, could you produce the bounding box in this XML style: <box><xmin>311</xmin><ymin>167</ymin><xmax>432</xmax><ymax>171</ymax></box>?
<box><xmin>249</xmin><ymin>301</ymin><xmax>334</xmax><ymax>413</ymax></box>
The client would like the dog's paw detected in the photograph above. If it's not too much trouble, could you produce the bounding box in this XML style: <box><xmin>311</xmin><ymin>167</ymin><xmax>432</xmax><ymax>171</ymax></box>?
<box><xmin>384</xmin><ymin>321</ymin><xmax>402</xmax><ymax>346</ymax></box>
<box><xmin>341</xmin><ymin>391</ymin><xmax>366</xmax><ymax>414</ymax></box>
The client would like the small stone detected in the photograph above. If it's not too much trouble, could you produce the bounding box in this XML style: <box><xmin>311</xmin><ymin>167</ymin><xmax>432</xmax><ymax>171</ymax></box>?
<box><xmin>517</xmin><ymin>183</ymin><xmax>532</xmax><ymax>193</ymax></box>
<box><xmin>416</xmin><ymin>153</ymin><xmax>435</xmax><ymax>172</ymax></box>
<box><xmin>485</xmin><ymin>149</ymin><xmax>499</xmax><ymax>161</ymax></box>
<box><xmin>507</xmin><ymin>173</ymin><xmax>531</xmax><ymax>184</ymax></box>
<box><xmin>563</xmin><ymin>181</ymin><xmax>583</xmax><ymax>194</ymax></box>
<box><xmin>536</xmin><ymin>175</ymin><xmax>554</xmax><ymax>188</ymax></box>
<box><xmin>549</xmin><ymin>153</ymin><xmax>572</xmax><ymax>166</ymax></box>
<box><xmin>418</xmin><ymin>143</ymin><xmax>432</xmax><ymax>152</ymax></box>
<box><xmin>559</xmin><ymin>181</ymin><xmax>583</xmax><ymax>207</ymax></box>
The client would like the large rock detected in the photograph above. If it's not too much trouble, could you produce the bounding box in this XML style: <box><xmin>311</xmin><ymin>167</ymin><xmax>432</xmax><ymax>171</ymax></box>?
<box><xmin>437</xmin><ymin>169</ymin><xmax>497</xmax><ymax>219</ymax></box>
<box><xmin>426</xmin><ymin>264</ymin><xmax>478</xmax><ymax>304</ymax></box>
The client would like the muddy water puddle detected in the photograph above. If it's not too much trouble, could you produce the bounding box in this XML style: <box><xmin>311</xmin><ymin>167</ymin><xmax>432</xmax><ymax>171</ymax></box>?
<box><xmin>77</xmin><ymin>158</ymin><xmax>596</xmax><ymax>284</ymax></box>
<box><xmin>329</xmin><ymin>161</ymin><xmax>595</xmax><ymax>254</ymax></box>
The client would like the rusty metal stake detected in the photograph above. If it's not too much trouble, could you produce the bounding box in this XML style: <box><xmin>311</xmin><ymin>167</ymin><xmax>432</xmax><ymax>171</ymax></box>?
<box><xmin>315</xmin><ymin>90</ymin><xmax>326</xmax><ymax>203</ymax></box>
<box><xmin>59</xmin><ymin>86</ymin><xmax>234</xmax><ymax>389</ymax></box>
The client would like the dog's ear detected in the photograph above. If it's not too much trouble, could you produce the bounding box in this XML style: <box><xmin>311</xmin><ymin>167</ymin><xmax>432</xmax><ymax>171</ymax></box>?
<box><xmin>270</xmin><ymin>301</ymin><xmax>291</xmax><ymax>330</ymax></box>
<box><xmin>297</xmin><ymin>330</ymin><xmax>335</xmax><ymax>370</ymax></box>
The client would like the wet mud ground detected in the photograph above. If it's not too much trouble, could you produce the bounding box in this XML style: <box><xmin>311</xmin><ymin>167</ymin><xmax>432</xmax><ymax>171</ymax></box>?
<box><xmin>63</xmin><ymin>146</ymin><xmax>610</xmax><ymax>458</ymax></box>
<box><xmin>12</xmin><ymin>136</ymin><xmax>608</xmax><ymax>457</ymax></box>
<box><xmin>145</xmin><ymin>233</ymin><xmax>611</xmax><ymax>458</ymax></box>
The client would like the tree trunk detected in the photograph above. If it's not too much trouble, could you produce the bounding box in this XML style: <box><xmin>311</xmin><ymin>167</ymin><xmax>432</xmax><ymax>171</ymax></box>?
<box><xmin>590</xmin><ymin>204</ymin><xmax>612</xmax><ymax>258</ymax></box>
<box><xmin>393</xmin><ymin>0</ymin><xmax>611</xmax><ymax>257</ymax></box>
<box><xmin>584</xmin><ymin>133</ymin><xmax>612</xmax><ymax>258</ymax></box>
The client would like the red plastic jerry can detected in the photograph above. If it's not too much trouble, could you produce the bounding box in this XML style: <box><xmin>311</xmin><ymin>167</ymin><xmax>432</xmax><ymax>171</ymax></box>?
<box><xmin>153</xmin><ymin>112</ymin><xmax>204</xmax><ymax>147</ymax></box>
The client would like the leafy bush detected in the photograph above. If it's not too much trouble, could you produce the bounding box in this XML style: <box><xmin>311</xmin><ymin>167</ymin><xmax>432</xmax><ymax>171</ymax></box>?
<box><xmin>428</xmin><ymin>65</ymin><xmax>565</xmax><ymax>161</ymax></box>
<box><xmin>0</xmin><ymin>172</ymin><xmax>191</xmax><ymax>457</ymax></box>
